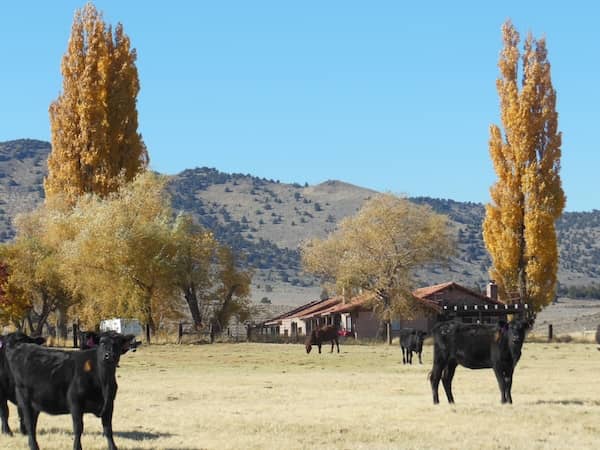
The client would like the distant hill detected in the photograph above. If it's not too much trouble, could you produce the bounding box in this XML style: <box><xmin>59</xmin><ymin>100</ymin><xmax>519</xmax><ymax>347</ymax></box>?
<box><xmin>0</xmin><ymin>139</ymin><xmax>49</xmax><ymax>240</ymax></box>
<box><xmin>1</xmin><ymin>139</ymin><xmax>599</xmax><ymax>305</ymax></box>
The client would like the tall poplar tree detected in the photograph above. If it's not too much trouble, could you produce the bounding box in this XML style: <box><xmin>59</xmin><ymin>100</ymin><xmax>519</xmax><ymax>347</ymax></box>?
<box><xmin>483</xmin><ymin>21</ymin><xmax>565</xmax><ymax>311</ymax></box>
<box><xmin>46</xmin><ymin>2</ymin><xmax>148</xmax><ymax>202</ymax></box>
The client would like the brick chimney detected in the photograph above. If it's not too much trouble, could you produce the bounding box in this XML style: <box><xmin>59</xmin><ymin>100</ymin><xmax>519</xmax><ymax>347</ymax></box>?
<box><xmin>486</xmin><ymin>280</ymin><xmax>498</xmax><ymax>301</ymax></box>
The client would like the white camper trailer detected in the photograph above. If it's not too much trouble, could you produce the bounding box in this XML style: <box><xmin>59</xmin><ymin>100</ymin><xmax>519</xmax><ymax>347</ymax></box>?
<box><xmin>99</xmin><ymin>318</ymin><xmax>143</xmax><ymax>337</ymax></box>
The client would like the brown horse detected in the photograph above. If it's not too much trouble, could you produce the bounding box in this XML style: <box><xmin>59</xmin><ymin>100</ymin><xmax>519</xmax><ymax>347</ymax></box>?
<box><xmin>305</xmin><ymin>325</ymin><xmax>340</xmax><ymax>354</ymax></box>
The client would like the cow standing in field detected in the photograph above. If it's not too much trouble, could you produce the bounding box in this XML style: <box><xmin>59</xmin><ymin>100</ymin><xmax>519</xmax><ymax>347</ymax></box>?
<box><xmin>399</xmin><ymin>329</ymin><xmax>426</xmax><ymax>364</ymax></box>
<box><xmin>6</xmin><ymin>331</ymin><xmax>138</xmax><ymax>450</ymax></box>
<box><xmin>305</xmin><ymin>325</ymin><xmax>340</xmax><ymax>354</ymax></box>
<box><xmin>0</xmin><ymin>332</ymin><xmax>45</xmax><ymax>436</ymax></box>
<box><xmin>429</xmin><ymin>317</ymin><xmax>534</xmax><ymax>404</ymax></box>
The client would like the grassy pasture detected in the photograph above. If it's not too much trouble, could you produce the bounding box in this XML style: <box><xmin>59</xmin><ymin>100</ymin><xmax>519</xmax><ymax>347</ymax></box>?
<box><xmin>1</xmin><ymin>341</ymin><xmax>599</xmax><ymax>450</ymax></box>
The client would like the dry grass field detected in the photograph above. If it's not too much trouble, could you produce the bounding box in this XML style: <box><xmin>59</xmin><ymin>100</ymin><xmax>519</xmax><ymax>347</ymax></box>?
<box><xmin>1</xmin><ymin>340</ymin><xmax>599</xmax><ymax>450</ymax></box>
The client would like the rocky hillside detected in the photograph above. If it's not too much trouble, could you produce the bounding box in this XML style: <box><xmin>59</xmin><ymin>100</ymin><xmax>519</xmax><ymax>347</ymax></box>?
<box><xmin>0</xmin><ymin>139</ymin><xmax>49</xmax><ymax>240</ymax></box>
<box><xmin>1</xmin><ymin>139</ymin><xmax>599</xmax><ymax>305</ymax></box>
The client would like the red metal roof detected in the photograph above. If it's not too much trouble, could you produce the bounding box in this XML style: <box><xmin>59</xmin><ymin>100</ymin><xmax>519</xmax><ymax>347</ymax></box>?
<box><xmin>264</xmin><ymin>281</ymin><xmax>501</xmax><ymax>323</ymax></box>
<box><xmin>314</xmin><ymin>292</ymin><xmax>376</xmax><ymax>315</ymax></box>
<box><xmin>295</xmin><ymin>296</ymin><xmax>345</xmax><ymax>319</ymax></box>
<box><xmin>413</xmin><ymin>281</ymin><xmax>504</xmax><ymax>305</ymax></box>
<box><xmin>263</xmin><ymin>296</ymin><xmax>343</xmax><ymax>325</ymax></box>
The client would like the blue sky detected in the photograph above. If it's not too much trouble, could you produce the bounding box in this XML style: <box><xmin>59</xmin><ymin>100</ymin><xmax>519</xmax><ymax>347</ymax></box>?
<box><xmin>1</xmin><ymin>1</ymin><xmax>598</xmax><ymax>211</ymax></box>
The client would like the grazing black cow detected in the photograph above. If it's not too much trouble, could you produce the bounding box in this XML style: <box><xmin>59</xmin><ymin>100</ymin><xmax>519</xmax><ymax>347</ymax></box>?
<box><xmin>429</xmin><ymin>317</ymin><xmax>534</xmax><ymax>404</ymax></box>
<box><xmin>6</xmin><ymin>331</ymin><xmax>138</xmax><ymax>450</ymax></box>
<box><xmin>78</xmin><ymin>331</ymin><xmax>100</xmax><ymax>350</ymax></box>
<box><xmin>305</xmin><ymin>325</ymin><xmax>339</xmax><ymax>354</ymax></box>
<box><xmin>399</xmin><ymin>329</ymin><xmax>426</xmax><ymax>364</ymax></box>
<box><xmin>0</xmin><ymin>332</ymin><xmax>45</xmax><ymax>436</ymax></box>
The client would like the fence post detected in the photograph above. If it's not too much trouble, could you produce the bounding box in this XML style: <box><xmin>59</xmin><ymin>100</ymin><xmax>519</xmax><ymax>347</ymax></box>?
<box><xmin>145</xmin><ymin>323</ymin><xmax>151</xmax><ymax>344</ymax></box>
<box><xmin>548</xmin><ymin>324</ymin><xmax>553</xmax><ymax>341</ymax></box>
<box><xmin>72</xmin><ymin>323</ymin><xmax>78</xmax><ymax>348</ymax></box>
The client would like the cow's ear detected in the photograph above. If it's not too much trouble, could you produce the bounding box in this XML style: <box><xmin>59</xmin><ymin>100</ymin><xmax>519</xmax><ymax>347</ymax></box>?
<box><xmin>120</xmin><ymin>334</ymin><xmax>137</xmax><ymax>354</ymax></box>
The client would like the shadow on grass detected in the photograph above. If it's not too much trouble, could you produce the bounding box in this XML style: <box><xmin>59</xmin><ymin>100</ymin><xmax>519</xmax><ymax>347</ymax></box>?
<box><xmin>534</xmin><ymin>399</ymin><xmax>600</xmax><ymax>406</ymax></box>
<box><xmin>38</xmin><ymin>427</ymin><xmax>174</xmax><ymax>440</ymax></box>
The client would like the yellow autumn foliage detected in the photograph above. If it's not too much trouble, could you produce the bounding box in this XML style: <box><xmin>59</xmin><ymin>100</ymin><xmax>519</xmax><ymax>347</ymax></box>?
<box><xmin>302</xmin><ymin>194</ymin><xmax>454</xmax><ymax>319</ymax></box>
<box><xmin>483</xmin><ymin>21</ymin><xmax>565</xmax><ymax>311</ymax></box>
<box><xmin>45</xmin><ymin>2</ymin><xmax>147</xmax><ymax>203</ymax></box>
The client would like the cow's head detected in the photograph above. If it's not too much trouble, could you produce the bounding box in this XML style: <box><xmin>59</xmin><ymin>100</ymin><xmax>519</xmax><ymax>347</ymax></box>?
<box><xmin>305</xmin><ymin>330</ymin><xmax>317</xmax><ymax>354</ymax></box>
<box><xmin>415</xmin><ymin>330</ymin><xmax>427</xmax><ymax>350</ymax></box>
<box><xmin>502</xmin><ymin>317</ymin><xmax>534</xmax><ymax>360</ymax></box>
<box><xmin>97</xmin><ymin>332</ymin><xmax>137</xmax><ymax>366</ymax></box>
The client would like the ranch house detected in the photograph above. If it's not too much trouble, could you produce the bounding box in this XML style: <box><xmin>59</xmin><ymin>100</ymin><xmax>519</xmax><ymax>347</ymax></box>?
<box><xmin>260</xmin><ymin>281</ymin><xmax>507</xmax><ymax>339</ymax></box>
<box><xmin>399</xmin><ymin>281</ymin><xmax>507</xmax><ymax>333</ymax></box>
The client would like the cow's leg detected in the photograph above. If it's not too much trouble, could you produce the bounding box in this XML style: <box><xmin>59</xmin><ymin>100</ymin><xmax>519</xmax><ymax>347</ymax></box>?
<box><xmin>335</xmin><ymin>337</ymin><xmax>340</xmax><ymax>353</ymax></box>
<box><xmin>16</xmin><ymin>388</ymin><xmax>39</xmax><ymax>450</ymax></box>
<box><xmin>102</xmin><ymin>402</ymin><xmax>118</xmax><ymax>450</ymax></box>
<box><xmin>0</xmin><ymin>398</ymin><xmax>12</xmax><ymax>435</ymax></box>
<box><xmin>430</xmin><ymin>361</ymin><xmax>444</xmax><ymax>404</ymax></box>
<box><xmin>330</xmin><ymin>339</ymin><xmax>334</xmax><ymax>353</ymax></box>
<box><xmin>19</xmin><ymin>405</ymin><xmax>28</xmax><ymax>435</ymax></box>
<box><xmin>70</xmin><ymin>404</ymin><xmax>84</xmax><ymax>450</ymax></box>
<box><xmin>401</xmin><ymin>347</ymin><xmax>406</xmax><ymax>364</ymax></box>
<box><xmin>30</xmin><ymin>411</ymin><xmax>39</xmax><ymax>440</ymax></box>
<box><xmin>418</xmin><ymin>351</ymin><xmax>423</xmax><ymax>364</ymax></box>
<box><xmin>408</xmin><ymin>350</ymin><xmax>413</xmax><ymax>364</ymax></box>
<box><xmin>504</xmin><ymin>367</ymin><xmax>514</xmax><ymax>404</ymax></box>
<box><xmin>441</xmin><ymin>361</ymin><xmax>457</xmax><ymax>404</ymax></box>
<box><xmin>318</xmin><ymin>342</ymin><xmax>322</xmax><ymax>354</ymax></box>
<box><xmin>494</xmin><ymin>366</ymin><xmax>508</xmax><ymax>403</ymax></box>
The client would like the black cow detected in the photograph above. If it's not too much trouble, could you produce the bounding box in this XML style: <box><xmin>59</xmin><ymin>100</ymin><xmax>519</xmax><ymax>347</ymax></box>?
<box><xmin>6</xmin><ymin>331</ymin><xmax>138</xmax><ymax>450</ymax></box>
<box><xmin>429</xmin><ymin>317</ymin><xmax>534</xmax><ymax>404</ymax></box>
<box><xmin>0</xmin><ymin>332</ymin><xmax>45</xmax><ymax>436</ymax></box>
<box><xmin>399</xmin><ymin>329</ymin><xmax>426</xmax><ymax>364</ymax></box>
<box><xmin>78</xmin><ymin>331</ymin><xmax>100</xmax><ymax>350</ymax></box>
<box><xmin>305</xmin><ymin>325</ymin><xmax>340</xmax><ymax>354</ymax></box>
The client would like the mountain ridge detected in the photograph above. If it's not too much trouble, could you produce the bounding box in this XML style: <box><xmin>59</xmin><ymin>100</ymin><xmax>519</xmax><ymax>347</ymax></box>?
<box><xmin>1</xmin><ymin>139</ymin><xmax>599</xmax><ymax>305</ymax></box>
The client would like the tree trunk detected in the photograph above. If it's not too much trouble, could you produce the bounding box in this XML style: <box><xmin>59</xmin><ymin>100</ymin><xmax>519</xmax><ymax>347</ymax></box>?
<box><xmin>56</xmin><ymin>305</ymin><xmax>69</xmax><ymax>339</ymax></box>
<box><xmin>29</xmin><ymin>294</ymin><xmax>53</xmax><ymax>337</ymax></box>
<box><xmin>142</xmin><ymin>289</ymin><xmax>155</xmax><ymax>334</ymax></box>
<box><xmin>215</xmin><ymin>285</ymin><xmax>238</xmax><ymax>331</ymax></box>
<box><xmin>518</xmin><ymin>221</ymin><xmax>528</xmax><ymax>305</ymax></box>
<box><xmin>183</xmin><ymin>286</ymin><xmax>203</xmax><ymax>329</ymax></box>
<box><xmin>25</xmin><ymin>313</ymin><xmax>34</xmax><ymax>335</ymax></box>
